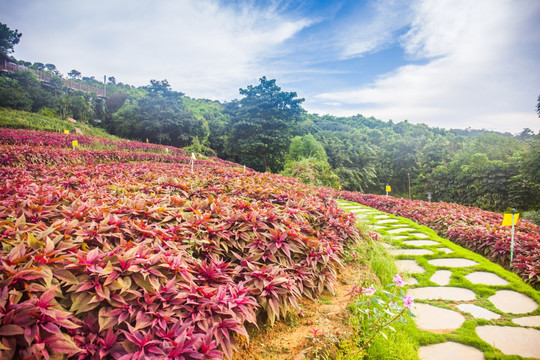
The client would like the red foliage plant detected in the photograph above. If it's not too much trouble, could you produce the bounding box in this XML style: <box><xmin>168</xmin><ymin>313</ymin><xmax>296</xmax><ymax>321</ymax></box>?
<box><xmin>0</xmin><ymin>143</ymin><xmax>361</xmax><ymax>360</ymax></box>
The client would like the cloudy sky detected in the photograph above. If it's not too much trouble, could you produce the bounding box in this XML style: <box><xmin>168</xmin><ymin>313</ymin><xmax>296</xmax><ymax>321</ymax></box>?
<box><xmin>2</xmin><ymin>0</ymin><xmax>539</xmax><ymax>133</ymax></box>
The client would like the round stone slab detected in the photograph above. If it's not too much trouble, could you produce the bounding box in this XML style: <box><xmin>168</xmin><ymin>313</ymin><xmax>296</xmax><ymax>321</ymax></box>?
<box><xmin>388</xmin><ymin>249</ymin><xmax>434</xmax><ymax>256</ymax></box>
<box><xmin>408</xmin><ymin>287</ymin><xmax>476</xmax><ymax>301</ymax></box>
<box><xmin>377</xmin><ymin>219</ymin><xmax>400</xmax><ymax>224</ymax></box>
<box><xmin>512</xmin><ymin>315</ymin><xmax>540</xmax><ymax>327</ymax></box>
<box><xmin>428</xmin><ymin>258</ymin><xmax>478</xmax><ymax>268</ymax></box>
<box><xmin>476</xmin><ymin>326</ymin><xmax>540</xmax><ymax>358</ymax></box>
<box><xmin>402</xmin><ymin>240</ymin><xmax>440</xmax><ymax>246</ymax></box>
<box><xmin>456</xmin><ymin>304</ymin><xmax>500</xmax><ymax>320</ymax></box>
<box><xmin>410</xmin><ymin>232</ymin><xmax>430</xmax><ymax>238</ymax></box>
<box><xmin>348</xmin><ymin>208</ymin><xmax>373</xmax><ymax>212</ymax></box>
<box><xmin>465</xmin><ymin>272</ymin><xmax>509</xmax><ymax>286</ymax></box>
<box><xmin>395</xmin><ymin>260</ymin><xmax>425</xmax><ymax>274</ymax></box>
<box><xmin>437</xmin><ymin>247</ymin><xmax>454</xmax><ymax>254</ymax></box>
<box><xmin>488</xmin><ymin>290</ymin><xmax>538</xmax><ymax>314</ymax></box>
<box><xmin>418</xmin><ymin>342</ymin><xmax>484</xmax><ymax>360</ymax></box>
<box><xmin>412</xmin><ymin>303</ymin><xmax>465</xmax><ymax>333</ymax></box>
<box><xmin>387</xmin><ymin>227</ymin><xmax>417</xmax><ymax>234</ymax></box>
<box><xmin>430</xmin><ymin>270</ymin><xmax>452</xmax><ymax>286</ymax></box>
<box><xmin>374</xmin><ymin>214</ymin><xmax>390</xmax><ymax>219</ymax></box>
<box><xmin>405</xmin><ymin>277</ymin><xmax>418</xmax><ymax>285</ymax></box>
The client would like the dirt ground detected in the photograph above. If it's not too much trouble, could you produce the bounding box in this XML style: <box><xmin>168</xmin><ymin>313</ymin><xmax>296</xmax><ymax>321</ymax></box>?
<box><xmin>232</xmin><ymin>262</ymin><xmax>379</xmax><ymax>360</ymax></box>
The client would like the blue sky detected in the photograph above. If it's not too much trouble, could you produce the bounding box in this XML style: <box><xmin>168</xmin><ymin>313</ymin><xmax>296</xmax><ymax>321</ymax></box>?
<box><xmin>2</xmin><ymin>0</ymin><xmax>539</xmax><ymax>133</ymax></box>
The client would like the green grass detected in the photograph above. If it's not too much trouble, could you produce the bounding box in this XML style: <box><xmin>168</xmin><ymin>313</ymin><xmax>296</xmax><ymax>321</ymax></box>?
<box><xmin>0</xmin><ymin>107</ymin><xmax>122</xmax><ymax>140</ymax></box>
<box><xmin>338</xmin><ymin>200</ymin><xmax>540</xmax><ymax>360</ymax></box>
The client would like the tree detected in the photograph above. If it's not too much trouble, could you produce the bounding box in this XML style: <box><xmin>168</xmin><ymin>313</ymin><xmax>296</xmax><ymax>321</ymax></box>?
<box><xmin>31</xmin><ymin>62</ymin><xmax>45</xmax><ymax>71</ymax></box>
<box><xmin>537</xmin><ymin>94</ymin><xmax>540</xmax><ymax>118</ymax></box>
<box><xmin>226</xmin><ymin>76</ymin><xmax>305</xmax><ymax>172</ymax></box>
<box><xmin>282</xmin><ymin>157</ymin><xmax>340</xmax><ymax>188</ymax></box>
<box><xmin>286</xmin><ymin>134</ymin><xmax>327</xmax><ymax>163</ymax></box>
<box><xmin>0</xmin><ymin>23</ymin><xmax>22</xmax><ymax>59</ymax></box>
<box><xmin>68</xmin><ymin>70</ymin><xmax>82</xmax><ymax>79</ymax></box>
<box><xmin>0</xmin><ymin>76</ymin><xmax>32</xmax><ymax>110</ymax></box>
<box><xmin>45</xmin><ymin>63</ymin><xmax>60</xmax><ymax>76</ymax></box>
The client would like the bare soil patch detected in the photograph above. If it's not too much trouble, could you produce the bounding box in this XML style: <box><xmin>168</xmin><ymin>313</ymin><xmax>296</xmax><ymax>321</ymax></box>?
<box><xmin>233</xmin><ymin>262</ymin><xmax>378</xmax><ymax>359</ymax></box>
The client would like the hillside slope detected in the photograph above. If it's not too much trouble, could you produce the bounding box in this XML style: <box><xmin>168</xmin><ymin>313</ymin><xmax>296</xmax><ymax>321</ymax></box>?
<box><xmin>0</xmin><ymin>128</ymin><xmax>362</xmax><ymax>359</ymax></box>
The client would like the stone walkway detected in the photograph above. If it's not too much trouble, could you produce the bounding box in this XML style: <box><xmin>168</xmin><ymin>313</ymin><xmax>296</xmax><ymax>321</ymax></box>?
<box><xmin>340</xmin><ymin>202</ymin><xmax>540</xmax><ymax>360</ymax></box>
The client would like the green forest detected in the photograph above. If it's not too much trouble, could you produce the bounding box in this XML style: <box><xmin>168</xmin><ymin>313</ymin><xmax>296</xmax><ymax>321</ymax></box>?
<box><xmin>1</xmin><ymin>22</ymin><xmax>539</xmax><ymax>219</ymax></box>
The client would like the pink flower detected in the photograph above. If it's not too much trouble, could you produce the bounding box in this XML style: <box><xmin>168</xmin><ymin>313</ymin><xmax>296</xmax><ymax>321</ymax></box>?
<box><xmin>402</xmin><ymin>296</ymin><xmax>414</xmax><ymax>309</ymax></box>
<box><xmin>393</xmin><ymin>274</ymin><xmax>405</xmax><ymax>287</ymax></box>
<box><xmin>364</xmin><ymin>286</ymin><xmax>376</xmax><ymax>296</ymax></box>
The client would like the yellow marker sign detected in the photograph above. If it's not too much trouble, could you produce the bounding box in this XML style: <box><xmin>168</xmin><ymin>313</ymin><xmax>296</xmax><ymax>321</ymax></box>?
<box><xmin>386</xmin><ymin>185</ymin><xmax>391</xmax><ymax>192</ymax></box>
<box><xmin>64</xmin><ymin>129</ymin><xmax>70</xmax><ymax>134</ymax></box>
<box><xmin>501</xmin><ymin>213</ymin><xmax>519</xmax><ymax>227</ymax></box>
<box><xmin>146</xmin><ymin>138</ymin><xmax>149</xmax><ymax>143</ymax></box>
<box><xmin>72</xmin><ymin>140</ymin><xmax>78</xmax><ymax>147</ymax></box>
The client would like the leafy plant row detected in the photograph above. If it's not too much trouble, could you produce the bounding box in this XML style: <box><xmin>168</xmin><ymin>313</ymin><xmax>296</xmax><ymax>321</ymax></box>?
<box><xmin>0</xmin><ymin>161</ymin><xmax>361</xmax><ymax>359</ymax></box>
<box><xmin>338</xmin><ymin>191</ymin><xmax>539</xmax><ymax>286</ymax></box>
<box><xmin>0</xmin><ymin>144</ymin><xmax>244</xmax><ymax>170</ymax></box>
<box><xmin>0</xmin><ymin>128</ymin><xmax>188</xmax><ymax>155</ymax></box>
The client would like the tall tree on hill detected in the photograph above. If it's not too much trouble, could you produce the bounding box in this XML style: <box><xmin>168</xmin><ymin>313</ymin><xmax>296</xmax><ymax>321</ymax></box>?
<box><xmin>225</xmin><ymin>76</ymin><xmax>305</xmax><ymax>172</ymax></box>
<box><xmin>0</xmin><ymin>22</ymin><xmax>22</xmax><ymax>60</ymax></box>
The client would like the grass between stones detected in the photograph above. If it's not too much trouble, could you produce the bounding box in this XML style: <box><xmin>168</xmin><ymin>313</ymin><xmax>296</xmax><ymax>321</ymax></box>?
<box><xmin>338</xmin><ymin>200</ymin><xmax>540</xmax><ymax>360</ymax></box>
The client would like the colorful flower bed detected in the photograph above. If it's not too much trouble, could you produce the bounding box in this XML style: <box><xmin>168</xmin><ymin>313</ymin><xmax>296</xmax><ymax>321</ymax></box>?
<box><xmin>338</xmin><ymin>192</ymin><xmax>540</xmax><ymax>286</ymax></box>
<box><xmin>0</xmin><ymin>149</ymin><xmax>361</xmax><ymax>359</ymax></box>
<box><xmin>0</xmin><ymin>128</ymin><xmax>188</xmax><ymax>155</ymax></box>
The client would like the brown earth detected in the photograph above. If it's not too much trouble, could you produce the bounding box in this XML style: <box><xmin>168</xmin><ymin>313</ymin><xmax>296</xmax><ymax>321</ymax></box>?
<box><xmin>232</xmin><ymin>262</ymin><xmax>379</xmax><ymax>360</ymax></box>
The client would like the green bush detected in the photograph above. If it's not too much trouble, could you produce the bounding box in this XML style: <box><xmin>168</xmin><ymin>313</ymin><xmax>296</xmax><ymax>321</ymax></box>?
<box><xmin>523</xmin><ymin>209</ymin><xmax>540</xmax><ymax>225</ymax></box>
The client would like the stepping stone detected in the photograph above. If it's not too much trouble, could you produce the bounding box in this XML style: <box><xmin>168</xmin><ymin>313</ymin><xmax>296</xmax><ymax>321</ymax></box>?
<box><xmin>373</xmin><ymin>215</ymin><xmax>390</xmax><ymax>219</ymax></box>
<box><xmin>405</xmin><ymin>277</ymin><xmax>418</xmax><ymax>285</ymax></box>
<box><xmin>512</xmin><ymin>315</ymin><xmax>540</xmax><ymax>327</ymax></box>
<box><xmin>402</xmin><ymin>240</ymin><xmax>440</xmax><ymax>246</ymax></box>
<box><xmin>465</xmin><ymin>272</ymin><xmax>509</xmax><ymax>286</ymax></box>
<box><xmin>348</xmin><ymin>208</ymin><xmax>373</xmax><ymax>212</ymax></box>
<box><xmin>380</xmin><ymin>242</ymin><xmax>393</xmax><ymax>249</ymax></box>
<box><xmin>377</xmin><ymin>219</ymin><xmax>399</xmax><ymax>224</ymax></box>
<box><xmin>456</xmin><ymin>304</ymin><xmax>500</xmax><ymax>320</ymax></box>
<box><xmin>476</xmin><ymin>325</ymin><xmax>540</xmax><ymax>358</ymax></box>
<box><xmin>418</xmin><ymin>342</ymin><xmax>484</xmax><ymax>360</ymax></box>
<box><xmin>488</xmin><ymin>290</ymin><xmax>538</xmax><ymax>314</ymax></box>
<box><xmin>393</xmin><ymin>235</ymin><xmax>409</xmax><ymax>240</ymax></box>
<box><xmin>408</xmin><ymin>287</ymin><xmax>476</xmax><ymax>301</ymax></box>
<box><xmin>388</xmin><ymin>249</ymin><xmax>434</xmax><ymax>256</ymax></box>
<box><xmin>370</xmin><ymin>225</ymin><xmax>386</xmax><ymax>230</ymax></box>
<box><xmin>412</xmin><ymin>303</ymin><xmax>465</xmax><ymax>333</ymax></box>
<box><xmin>395</xmin><ymin>260</ymin><xmax>425</xmax><ymax>274</ymax></box>
<box><xmin>428</xmin><ymin>258</ymin><xmax>478</xmax><ymax>268</ymax></box>
<box><xmin>387</xmin><ymin>227</ymin><xmax>416</xmax><ymax>234</ymax></box>
<box><xmin>430</xmin><ymin>270</ymin><xmax>452</xmax><ymax>286</ymax></box>
<box><xmin>410</xmin><ymin>232</ymin><xmax>430</xmax><ymax>238</ymax></box>
<box><xmin>437</xmin><ymin>247</ymin><xmax>453</xmax><ymax>254</ymax></box>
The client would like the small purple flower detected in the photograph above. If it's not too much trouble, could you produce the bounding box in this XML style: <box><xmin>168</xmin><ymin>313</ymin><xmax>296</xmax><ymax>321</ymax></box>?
<box><xmin>364</xmin><ymin>286</ymin><xmax>376</xmax><ymax>296</ymax></box>
<box><xmin>402</xmin><ymin>296</ymin><xmax>414</xmax><ymax>309</ymax></box>
<box><xmin>393</xmin><ymin>274</ymin><xmax>405</xmax><ymax>287</ymax></box>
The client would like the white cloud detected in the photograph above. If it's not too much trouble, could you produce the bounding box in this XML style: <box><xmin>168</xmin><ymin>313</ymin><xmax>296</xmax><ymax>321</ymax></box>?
<box><xmin>339</xmin><ymin>0</ymin><xmax>413</xmax><ymax>58</ymax></box>
<box><xmin>5</xmin><ymin>0</ymin><xmax>311</xmax><ymax>99</ymax></box>
<box><xmin>313</xmin><ymin>0</ymin><xmax>540</xmax><ymax>133</ymax></box>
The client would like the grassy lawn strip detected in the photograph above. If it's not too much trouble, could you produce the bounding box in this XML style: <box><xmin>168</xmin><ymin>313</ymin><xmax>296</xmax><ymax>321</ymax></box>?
<box><xmin>339</xmin><ymin>200</ymin><xmax>540</xmax><ymax>360</ymax></box>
